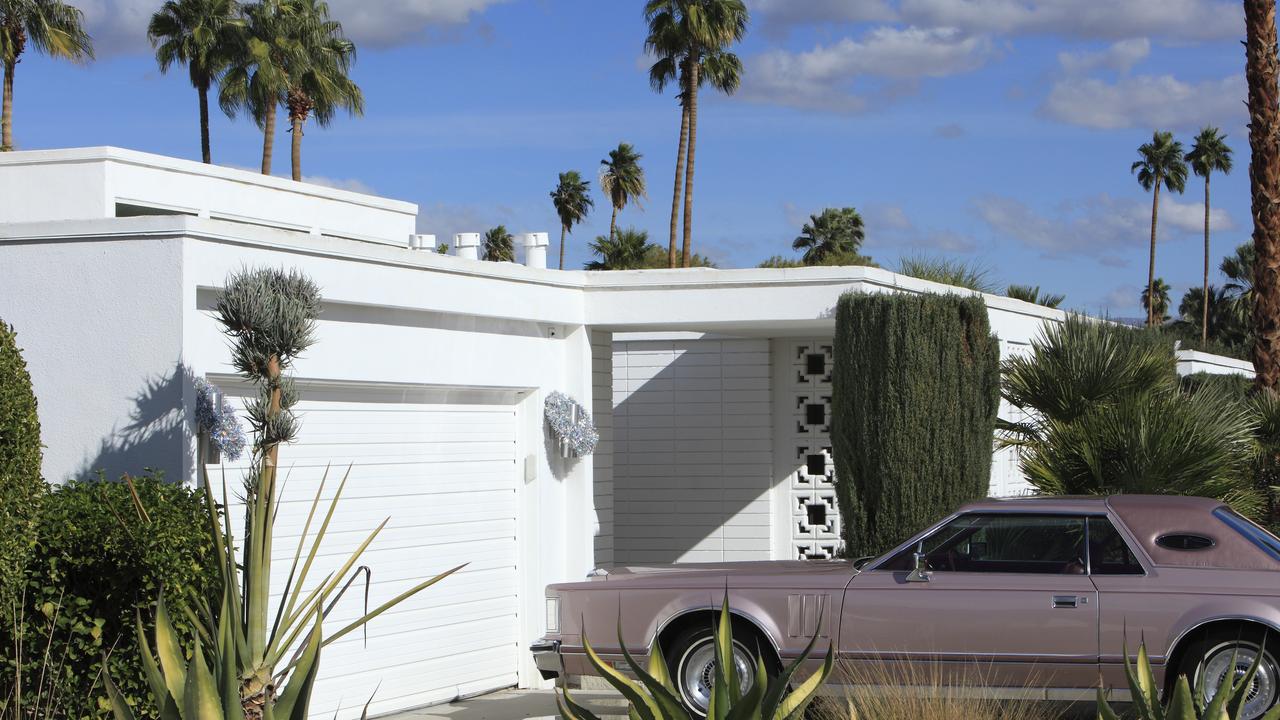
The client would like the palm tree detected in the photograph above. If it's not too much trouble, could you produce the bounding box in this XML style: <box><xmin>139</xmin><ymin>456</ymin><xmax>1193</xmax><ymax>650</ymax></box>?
<box><xmin>219</xmin><ymin>0</ymin><xmax>295</xmax><ymax>174</ymax></box>
<box><xmin>1186</xmin><ymin>126</ymin><xmax>1234</xmax><ymax>343</ymax></box>
<box><xmin>482</xmin><ymin>225</ymin><xmax>514</xmax><ymax>262</ymax></box>
<box><xmin>586</xmin><ymin>227</ymin><xmax>651</xmax><ymax>270</ymax></box>
<box><xmin>1223</xmin><ymin>241</ymin><xmax>1257</xmax><ymax>342</ymax></box>
<box><xmin>599</xmin><ymin>143</ymin><xmax>646</xmax><ymax>241</ymax></box>
<box><xmin>644</xmin><ymin>0</ymin><xmax>748</xmax><ymax>268</ymax></box>
<box><xmin>149</xmin><ymin>0</ymin><xmax>242</xmax><ymax>164</ymax></box>
<box><xmin>1178</xmin><ymin>285</ymin><xmax>1245</xmax><ymax>345</ymax></box>
<box><xmin>281</xmin><ymin>0</ymin><xmax>361</xmax><ymax>181</ymax></box>
<box><xmin>1006</xmin><ymin>284</ymin><xmax>1066</xmax><ymax>309</ymax></box>
<box><xmin>0</xmin><ymin>0</ymin><xmax>93</xmax><ymax>151</ymax></box>
<box><xmin>645</xmin><ymin>2</ymin><xmax>745</xmax><ymax>268</ymax></box>
<box><xmin>1245</xmin><ymin>0</ymin><xmax>1280</xmax><ymax>390</ymax></box>
<box><xmin>791</xmin><ymin>207</ymin><xmax>866</xmax><ymax>264</ymax></box>
<box><xmin>550</xmin><ymin>170</ymin><xmax>594</xmax><ymax>270</ymax></box>
<box><xmin>1140</xmin><ymin>277</ymin><xmax>1172</xmax><ymax>324</ymax></box>
<box><xmin>1132</xmin><ymin>131</ymin><xmax>1189</xmax><ymax>326</ymax></box>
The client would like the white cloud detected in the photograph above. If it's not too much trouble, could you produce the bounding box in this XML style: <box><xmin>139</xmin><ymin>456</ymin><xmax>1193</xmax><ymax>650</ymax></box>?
<box><xmin>740</xmin><ymin>26</ymin><xmax>995</xmax><ymax>111</ymax></box>
<box><xmin>302</xmin><ymin>175</ymin><xmax>377</xmax><ymax>195</ymax></box>
<box><xmin>865</xmin><ymin>203</ymin><xmax>980</xmax><ymax>253</ymax></box>
<box><xmin>78</xmin><ymin>0</ymin><xmax>507</xmax><ymax>55</ymax></box>
<box><xmin>326</xmin><ymin>0</ymin><xmax>509</xmax><ymax>47</ymax></box>
<box><xmin>1041</xmin><ymin>73</ymin><xmax>1244</xmax><ymax>130</ymax></box>
<box><xmin>897</xmin><ymin>0</ymin><xmax>1241</xmax><ymax>42</ymax></box>
<box><xmin>1057</xmin><ymin>38</ymin><xmax>1151</xmax><ymax>75</ymax></box>
<box><xmin>934</xmin><ymin>122</ymin><xmax>966</xmax><ymax>139</ymax></box>
<box><xmin>749</xmin><ymin>0</ymin><xmax>896</xmax><ymax>30</ymax></box>
<box><xmin>974</xmin><ymin>192</ymin><xmax>1232</xmax><ymax>258</ymax></box>
<box><xmin>415</xmin><ymin>201</ymin><xmax>514</xmax><ymax>243</ymax></box>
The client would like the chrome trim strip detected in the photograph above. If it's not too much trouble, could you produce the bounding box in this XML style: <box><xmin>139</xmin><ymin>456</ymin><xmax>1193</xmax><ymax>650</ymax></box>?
<box><xmin>649</xmin><ymin>605</ymin><xmax>784</xmax><ymax>662</ymax></box>
<box><xmin>1163</xmin><ymin>615</ymin><xmax>1280</xmax><ymax>660</ymax></box>
<box><xmin>828</xmin><ymin>650</ymin><xmax>1098</xmax><ymax>664</ymax></box>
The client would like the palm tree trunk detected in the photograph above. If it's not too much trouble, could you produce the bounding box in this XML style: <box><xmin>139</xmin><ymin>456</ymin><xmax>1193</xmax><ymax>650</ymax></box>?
<box><xmin>1204</xmin><ymin>174</ymin><xmax>1212</xmax><ymax>343</ymax></box>
<box><xmin>199</xmin><ymin>82</ymin><xmax>212</xmax><ymax>164</ymax></box>
<box><xmin>1147</xmin><ymin>177</ymin><xmax>1161</xmax><ymax>326</ymax></box>
<box><xmin>559</xmin><ymin>225</ymin><xmax>566</xmax><ymax>270</ymax></box>
<box><xmin>610</xmin><ymin>207</ymin><xmax>618</xmax><ymax>241</ymax></box>
<box><xmin>2</xmin><ymin>60</ymin><xmax>15</xmax><ymax>152</ymax></box>
<box><xmin>290</xmin><ymin>114</ymin><xmax>303</xmax><ymax>182</ymax></box>
<box><xmin>681</xmin><ymin>55</ymin><xmax>701</xmax><ymax>269</ymax></box>
<box><xmin>669</xmin><ymin>95</ymin><xmax>690</xmax><ymax>268</ymax></box>
<box><xmin>1246</xmin><ymin>0</ymin><xmax>1280</xmax><ymax>389</ymax></box>
<box><xmin>261</xmin><ymin>103</ymin><xmax>276</xmax><ymax>175</ymax></box>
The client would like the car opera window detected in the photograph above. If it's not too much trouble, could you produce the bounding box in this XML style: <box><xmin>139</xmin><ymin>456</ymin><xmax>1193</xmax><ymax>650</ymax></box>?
<box><xmin>883</xmin><ymin>514</ymin><xmax>1087</xmax><ymax>574</ymax></box>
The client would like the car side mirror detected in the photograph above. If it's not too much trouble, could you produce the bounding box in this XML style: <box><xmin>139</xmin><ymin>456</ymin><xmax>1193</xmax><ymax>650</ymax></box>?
<box><xmin>905</xmin><ymin>551</ymin><xmax>931</xmax><ymax>583</ymax></box>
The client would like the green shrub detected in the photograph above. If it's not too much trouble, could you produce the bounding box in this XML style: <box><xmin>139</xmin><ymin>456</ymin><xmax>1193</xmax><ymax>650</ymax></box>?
<box><xmin>831</xmin><ymin>293</ymin><xmax>1001</xmax><ymax>557</ymax></box>
<box><xmin>0</xmin><ymin>320</ymin><xmax>45</xmax><ymax>605</ymax></box>
<box><xmin>0</xmin><ymin>473</ymin><xmax>220</xmax><ymax>720</ymax></box>
<box><xmin>895</xmin><ymin>256</ymin><xmax>997</xmax><ymax>293</ymax></box>
<box><xmin>1181</xmin><ymin>371</ymin><xmax>1254</xmax><ymax>399</ymax></box>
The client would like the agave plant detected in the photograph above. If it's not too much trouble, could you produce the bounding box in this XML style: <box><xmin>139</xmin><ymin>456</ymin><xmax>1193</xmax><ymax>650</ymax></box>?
<box><xmin>557</xmin><ymin>595</ymin><xmax>833</xmax><ymax>720</ymax></box>
<box><xmin>1098</xmin><ymin>640</ymin><xmax>1280</xmax><ymax>720</ymax></box>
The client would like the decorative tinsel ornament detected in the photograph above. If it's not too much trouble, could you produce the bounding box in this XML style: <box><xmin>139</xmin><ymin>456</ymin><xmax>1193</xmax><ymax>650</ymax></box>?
<box><xmin>194</xmin><ymin>378</ymin><xmax>247</xmax><ymax>461</ymax></box>
<box><xmin>544</xmin><ymin>391</ymin><xmax>599</xmax><ymax>458</ymax></box>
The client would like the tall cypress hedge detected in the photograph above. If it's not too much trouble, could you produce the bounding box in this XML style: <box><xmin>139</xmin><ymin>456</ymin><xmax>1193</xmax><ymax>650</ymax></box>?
<box><xmin>0</xmin><ymin>319</ymin><xmax>44</xmax><ymax>603</ymax></box>
<box><xmin>831</xmin><ymin>292</ymin><xmax>1000</xmax><ymax>556</ymax></box>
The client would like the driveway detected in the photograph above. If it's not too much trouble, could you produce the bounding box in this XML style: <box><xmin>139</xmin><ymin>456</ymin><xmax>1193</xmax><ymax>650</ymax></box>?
<box><xmin>381</xmin><ymin>689</ymin><xmax>624</xmax><ymax>720</ymax></box>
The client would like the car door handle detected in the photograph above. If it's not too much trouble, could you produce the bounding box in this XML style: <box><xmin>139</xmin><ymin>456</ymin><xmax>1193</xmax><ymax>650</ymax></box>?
<box><xmin>1052</xmin><ymin>595</ymin><xmax>1082</xmax><ymax>608</ymax></box>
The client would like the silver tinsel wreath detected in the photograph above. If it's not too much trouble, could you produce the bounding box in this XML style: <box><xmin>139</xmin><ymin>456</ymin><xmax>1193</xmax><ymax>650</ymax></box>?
<box><xmin>544</xmin><ymin>391</ymin><xmax>599</xmax><ymax>457</ymax></box>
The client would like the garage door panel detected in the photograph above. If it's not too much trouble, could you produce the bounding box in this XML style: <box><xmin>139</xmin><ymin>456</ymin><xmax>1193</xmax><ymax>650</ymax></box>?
<box><xmin>209</xmin><ymin>391</ymin><xmax>520</xmax><ymax>719</ymax></box>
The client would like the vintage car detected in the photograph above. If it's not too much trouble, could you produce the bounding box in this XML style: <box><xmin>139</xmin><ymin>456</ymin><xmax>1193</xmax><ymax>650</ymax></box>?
<box><xmin>532</xmin><ymin>495</ymin><xmax>1280</xmax><ymax>719</ymax></box>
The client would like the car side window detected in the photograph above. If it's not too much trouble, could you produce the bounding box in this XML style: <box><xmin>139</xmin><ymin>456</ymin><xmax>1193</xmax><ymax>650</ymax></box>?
<box><xmin>1087</xmin><ymin>517</ymin><xmax>1144</xmax><ymax>575</ymax></box>
<box><xmin>883</xmin><ymin>514</ymin><xmax>1087</xmax><ymax>574</ymax></box>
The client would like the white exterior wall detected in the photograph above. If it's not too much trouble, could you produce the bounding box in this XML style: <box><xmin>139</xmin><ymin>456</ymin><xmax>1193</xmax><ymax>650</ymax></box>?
<box><xmin>0</xmin><ymin>147</ymin><xmax>418</xmax><ymax>245</ymax></box>
<box><xmin>611</xmin><ymin>338</ymin><xmax>772</xmax><ymax>564</ymax></box>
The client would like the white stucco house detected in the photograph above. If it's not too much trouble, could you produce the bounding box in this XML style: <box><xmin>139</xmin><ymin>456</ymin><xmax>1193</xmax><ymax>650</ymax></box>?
<box><xmin>0</xmin><ymin>148</ymin><xmax>1254</xmax><ymax>718</ymax></box>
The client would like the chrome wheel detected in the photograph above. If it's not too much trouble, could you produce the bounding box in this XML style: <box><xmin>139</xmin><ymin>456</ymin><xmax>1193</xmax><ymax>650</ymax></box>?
<box><xmin>1196</xmin><ymin>642</ymin><xmax>1279</xmax><ymax>720</ymax></box>
<box><xmin>676</xmin><ymin>638</ymin><xmax>755</xmax><ymax>716</ymax></box>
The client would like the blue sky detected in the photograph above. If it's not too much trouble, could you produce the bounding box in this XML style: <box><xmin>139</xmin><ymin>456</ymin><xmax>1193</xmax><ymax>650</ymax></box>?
<box><xmin>10</xmin><ymin>0</ymin><xmax>1254</xmax><ymax>315</ymax></box>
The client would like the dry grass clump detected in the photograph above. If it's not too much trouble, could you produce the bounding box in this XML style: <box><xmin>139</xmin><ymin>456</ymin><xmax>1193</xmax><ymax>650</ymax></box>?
<box><xmin>813</xmin><ymin>658</ymin><xmax>1073</xmax><ymax>720</ymax></box>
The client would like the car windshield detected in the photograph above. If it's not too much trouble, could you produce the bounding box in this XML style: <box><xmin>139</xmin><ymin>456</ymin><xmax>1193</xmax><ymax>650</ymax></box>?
<box><xmin>1214</xmin><ymin>507</ymin><xmax>1280</xmax><ymax>562</ymax></box>
<box><xmin>880</xmin><ymin>514</ymin><xmax>1087</xmax><ymax>574</ymax></box>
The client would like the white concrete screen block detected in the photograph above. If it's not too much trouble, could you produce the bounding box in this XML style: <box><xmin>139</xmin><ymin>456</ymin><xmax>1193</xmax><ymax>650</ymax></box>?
<box><xmin>454</xmin><ymin>232</ymin><xmax>481</xmax><ymax>260</ymax></box>
<box><xmin>522</xmin><ymin>231</ymin><xmax>549</xmax><ymax>269</ymax></box>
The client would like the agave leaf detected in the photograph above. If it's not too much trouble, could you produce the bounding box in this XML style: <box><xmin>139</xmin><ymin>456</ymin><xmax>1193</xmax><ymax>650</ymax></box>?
<box><xmin>646</xmin><ymin>639</ymin><xmax>677</xmax><ymax>694</ymax></box>
<box><xmin>316</xmin><ymin>564</ymin><xmax>465</xmax><ymax>654</ymax></box>
<box><xmin>773</xmin><ymin>643</ymin><xmax>834</xmax><ymax>720</ymax></box>
<box><xmin>1136</xmin><ymin>643</ymin><xmax>1161</xmax><ymax>713</ymax></box>
<box><xmin>103</xmin><ymin>667</ymin><xmax>138</xmax><ymax>720</ymax></box>
<box><xmin>1224</xmin><ymin>646</ymin><xmax>1265</xmax><ymax>720</ymax></box>
<box><xmin>275</xmin><ymin>466</ymin><xmax>351</xmax><ymax>645</ymax></box>
<box><xmin>724</xmin><ymin>653</ymin><xmax>767</xmax><ymax>720</ymax></box>
<box><xmin>556</xmin><ymin>688</ymin><xmax>604</xmax><ymax>720</ymax></box>
<box><xmin>761</xmin><ymin>615</ymin><xmax>825</xmax><ymax>715</ymax></box>
<box><xmin>216</xmin><ymin>597</ymin><xmax>244</xmax><ymax>720</ymax></box>
<box><xmin>1122</xmin><ymin>643</ymin><xmax>1156</xmax><ymax>719</ymax></box>
<box><xmin>182</xmin><ymin>634</ymin><xmax>223</xmax><ymax>720</ymax></box>
<box><xmin>1163</xmin><ymin>676</ymin><xmax>1196</xmax><ymax>720</ymax></box>
<box><xmin>717</xmin><ymin>596</ymin><xmax>739</xmax><ymax>701</ymax></box>
<box><xmin>136</xmin><ymin>612</ymin><xmax>171</xmax><ymax>705</ymax></box>
<box><xmin>274</xmin><ymin>609</ymin><xmax>323</xmax><ymax>720</ymax></box>
<box><xmin>580</xmin><ymin>630</ymin><xmax>661</xmax><ymax>720</ymax></box>
<box><xmin>616</xmin><ymin>618</ymin><xmax>689</xmax><ymax>720</ymax></box>
<box><xmin>154</xmin><ymin>597</ymin><xmax>188</xmax><ymax>708</ymax></box>
<box><xmin>1095</xmin><ymin>687</ymin><xmax>1121</xmax><ymax>720</ymax></box>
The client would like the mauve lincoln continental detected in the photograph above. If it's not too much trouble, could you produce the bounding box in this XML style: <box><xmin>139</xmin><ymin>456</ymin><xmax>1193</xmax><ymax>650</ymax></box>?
<box><xmin>532</xmin><ymin>495</ymin><xmax>1280</xmax><ymax>719</ymax></box>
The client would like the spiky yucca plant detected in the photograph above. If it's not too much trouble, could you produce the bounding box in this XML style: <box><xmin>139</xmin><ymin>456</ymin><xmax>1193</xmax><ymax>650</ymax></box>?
<box><xmin>1098</xmin><ymin>640</ymin><xmax>1280</xmax><ymax>720</ymax></box>
<box><xmin>105</xmin><ymin>268</ymin><xmax>463</xmax><ymax>720</ymax></box>
<box><xmin>557</xmin><ymin>595</ymin><xmax>833</xmax><ymax>720</ymax></box>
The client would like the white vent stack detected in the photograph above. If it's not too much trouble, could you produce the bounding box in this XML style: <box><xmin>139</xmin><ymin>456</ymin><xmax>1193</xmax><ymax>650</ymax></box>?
<box><xmin>453</xmin><ymin>232</ymin><xmax>480</xmax><ymax>260</ymax></box>
<box><xmin>522</xmin><ymin>232</ymin><xmax>549</xmax><ymax>269</ymax></box>
<box><xmin>408</xmin><ymin>233</ymin><xmax>434</xmax><ymax>250</ymax></box>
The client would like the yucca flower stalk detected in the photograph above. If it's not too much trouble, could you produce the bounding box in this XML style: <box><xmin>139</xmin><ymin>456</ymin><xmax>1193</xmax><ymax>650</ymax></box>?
<box><xmin>106</xmin><ymin>268</ymin><xmax>463</xmax><ymax>720</ymax></box>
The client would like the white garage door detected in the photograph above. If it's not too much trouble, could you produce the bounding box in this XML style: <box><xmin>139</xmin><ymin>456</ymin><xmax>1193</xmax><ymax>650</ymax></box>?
<box><xmin>212</xmin><ymin>383</ymin><xmax>521</xmax><ymax>719</ymax></box>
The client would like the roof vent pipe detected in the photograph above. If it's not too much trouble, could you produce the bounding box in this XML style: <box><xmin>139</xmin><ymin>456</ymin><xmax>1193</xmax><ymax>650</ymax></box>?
<box><xmin>454</xmin><ymin>232</ymin><xmax>480</xmax><ymax>260</ymax></box>
<box><xmin>408</xmin><ymin>233</ymin><xmax>434</xmax><ymax>250</ymax></box>
<box><xmin>522</xmin><ymin>232</ymin><xmax>549</xmax><ymax>269</ymax></box>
